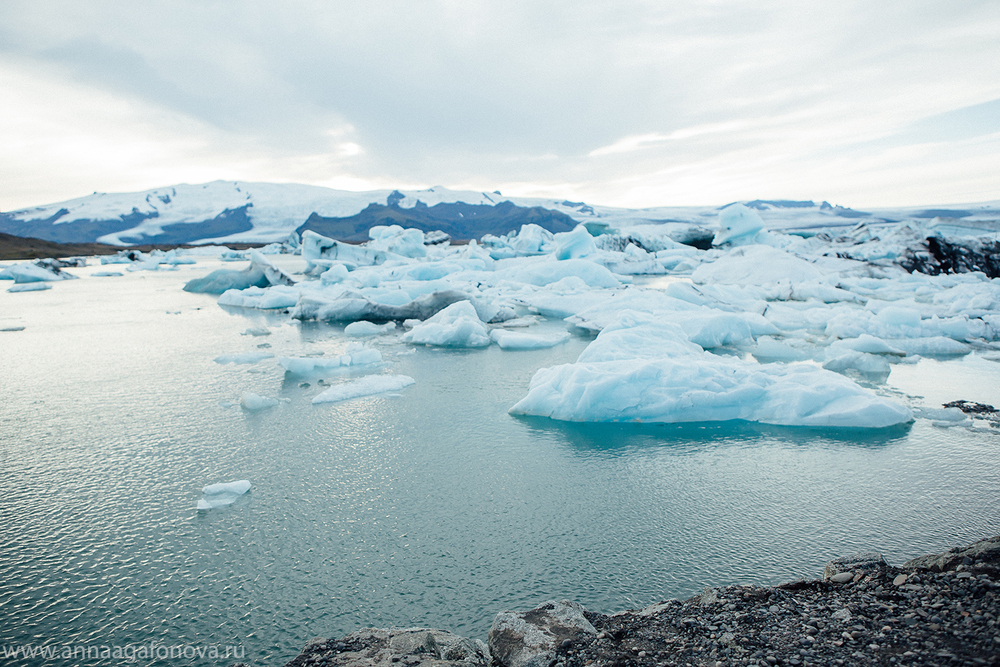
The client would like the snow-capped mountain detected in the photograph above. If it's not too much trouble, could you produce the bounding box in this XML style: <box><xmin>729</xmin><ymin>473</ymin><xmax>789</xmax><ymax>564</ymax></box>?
<box><xmin>1</xmin><ymin>180</ymin><xmax>997</xmax><ymax>246</ymax></box>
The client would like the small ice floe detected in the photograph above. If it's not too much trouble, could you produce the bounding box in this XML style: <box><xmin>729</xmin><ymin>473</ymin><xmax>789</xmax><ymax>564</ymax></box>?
<box><xmin>214</xmin><ymin>352</ymin><xmax>276</xmax><ymax>364</ymax></box>
<box><xmin>344</xmin><ymin>320</ymin><xmax>397</xmax><ymax>336</ymax></box>
<box><xmin>243</xmin><ymin>326</ymin><xmax>271</xmax><ymax>336</ymax></box>
<box><xmin>92</xmin><ymin>271</ymin><xmax>124</xmax><ymax>277</ymax></box>
<box><xmin>278</xmin><ymin>342</ymin><xmax>382</xmax><ymax>374</ymax></box>
<box><xmin>239</xmin><ymin>391</ymin><xmax>282</xmax><ymax>411</ymax></box>
<box><xmin>914</xmin><ymin>407</ymin><xmax>971</xmax><ymax>428</ymax></box>
<box><xmin>401</xmin><ymin>301</ymin><xmax>490</xmax><ymax>347</ymax></box>
<box><xmin>8</xmin><ymin>283</ymin><xmax>52</xmax><ymax>293</ymax></box>
<box><xmin>490</xmin><ymin>328</ymin><xmax>571</xmax><ymax>350</ymax></box>
<box><xmin>312</xmin><ymin>374</ymin><xmax>415</xmax><ymax>404</ymax></box>
<box><xmin>197</xmin><ymin>480</ymin><xmax>251</xmax><ymax>510</ymax></box>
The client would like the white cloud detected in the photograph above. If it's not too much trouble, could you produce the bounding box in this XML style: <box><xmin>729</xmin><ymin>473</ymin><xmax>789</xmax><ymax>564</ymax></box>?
<box><xmin>1</xmin><ymin>0</ymin><xmax>998</xmax><ymax>210</ymax></box>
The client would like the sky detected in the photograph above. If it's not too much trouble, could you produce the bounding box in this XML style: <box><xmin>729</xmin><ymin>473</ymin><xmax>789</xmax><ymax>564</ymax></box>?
<box><xmin>1</xmin><ymin>0</ymin><xmax>999</xmax><ymax>212</ymax></box>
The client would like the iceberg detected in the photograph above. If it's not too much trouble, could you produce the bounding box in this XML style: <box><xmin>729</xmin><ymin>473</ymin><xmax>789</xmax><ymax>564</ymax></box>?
<box><xmin>713</xmin><ymin>203</ymin><xmax>765</xmax><ymax>246</ymax></box>
<box><xmin>312</xmin><ymin>374</ymin><xmax>416</xmax><ymax>404</ymax></box>
<box><xmin>4</xmin><ymin>261</ymin><xmax>78</xmax><ymax>283</ymax></box>
<box><xmin>301</xmin><ymin>230</ymin><xmax>393</xmax><ymax>272</ymax></box>
<box><xmin>240</xmin><ymin>392</ymin><xmax>280</xmax><ymax>411</ymax></box>
<box><xmin>278</xmin><ymin>343</ymin><xmax>383</xmax><ymax>374</ymax></box>
<box><xmin>8</xmin><ymin>282</ymin><xmax>53</xmax><ymax>293</ymax></box>
<box><xmin>183</xmin><ymin>251</ymin><xmax>295</xmax><ymax>294</ymax></box>
<box><xmin>490</xmin><ymin>329</ymin><xmax>571</xmax><ymax>350</ymax></box>
<box><xmin>196</xmin><ymin>480</ymin><xmax>251</xmax><ymax>510</ymax></box>
<box><xmin>214</xmin><ymin>352</ymin><xmax>275</xmax><ymax>364</ymax></box>
<box><xmin>401</xmin><ymin>300</ymin><xmax>491</xmax><ymax>347</ymax></box>
<box><xmin>345</xmin><ymin>320</ymin><xmax>398</xmax><ymax>336</ymax></box>
<box><xmin>509</xmin><ymin>312</ymin><xmax>912</xmax><ymax>428</ymax></box>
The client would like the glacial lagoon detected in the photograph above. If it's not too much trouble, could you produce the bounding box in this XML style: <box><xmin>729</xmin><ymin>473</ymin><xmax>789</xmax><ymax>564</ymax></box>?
<box><xmin>2</xmin><ymin>257</ymin><xmax>999</xmax><ymax>666</ymax></box>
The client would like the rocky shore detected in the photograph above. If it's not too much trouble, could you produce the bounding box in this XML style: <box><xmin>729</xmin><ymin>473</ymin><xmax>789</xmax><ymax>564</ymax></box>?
<box><xmin>268</xmin><ymin>536</ymin><xmax>999</xmax><ymax>667</ymax></box>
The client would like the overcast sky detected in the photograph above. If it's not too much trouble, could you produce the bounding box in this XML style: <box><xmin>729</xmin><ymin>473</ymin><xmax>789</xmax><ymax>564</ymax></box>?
<box><xmin>1</xmin><ymin>0</ymin><xmax>998</xmax><ymax>211</ymax></box>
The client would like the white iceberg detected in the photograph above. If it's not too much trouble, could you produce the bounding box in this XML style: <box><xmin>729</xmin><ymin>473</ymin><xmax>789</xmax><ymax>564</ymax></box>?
<box><xmin>240</xmin><ymin>392</ymin><xmax>280</xmax><ymax>411</ymax></box>
<box><xmin>8</xmin><ymin>282</ymin><xmax>53</xmax><ymax>293</ymax></box>
<box><xmin>312</xmin><ymin>374</ymin><xmax>416</xmax><ymax>404</ymax></box>
<box><xmin>278</xmin><ymin>342</ymin><xmax>383</xmax><ymax>374</ymax></box>
<box><xmin>490</xmin><ymin>329</ymin><xmax>571</xmax><ymax>350</ymax></box>
<box><xmin>509</xmin><ymin>312</ymin><xmax>913</xmax><ymax>428</ymax></box>
<box><xmin>344</xmin><ymin>320</ymin><xmax>398</xmax><ymax>336</ymax></box>
<box><xmin>713</xmin><ymin>203</ymin><xmax>765</xmax><ymax>246</ymax></box>
<box><xmin>197</xmin><ymin>480</ymin><xmax>251</xmax><ymax>510</ymax></box>
<box><xmin>214</xmin><ymin>352</ymin><xmax>275</xmax><ymax>364</ymax></box>
<box><xmin>184</xmin><ymin>251</ymin><xmax>295</xmax><ymax>294</ymax></box>
<box><xmin>401</xmin><ymin>300</ymin><xmax>491</xmax><ymax>347</ymax></box>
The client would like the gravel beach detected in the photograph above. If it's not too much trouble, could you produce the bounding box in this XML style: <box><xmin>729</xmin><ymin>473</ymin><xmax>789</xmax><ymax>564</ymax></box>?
<box><xmin>273</xmin><ymin>536</ymin><xmax>999</xmax><ymax>667</ymax></box>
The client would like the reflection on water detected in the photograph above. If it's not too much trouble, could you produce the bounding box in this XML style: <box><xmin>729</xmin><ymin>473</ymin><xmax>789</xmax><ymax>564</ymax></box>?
<box><xmin>1</xmin><ymin>263</ymin><xmax>999</xmax><ymax>666</ymax></box>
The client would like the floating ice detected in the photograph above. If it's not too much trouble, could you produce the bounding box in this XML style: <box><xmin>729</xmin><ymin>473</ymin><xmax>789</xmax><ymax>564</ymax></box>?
<box><xmin>243</xmin><ymin>327</ymin><xmax>271</xmax><ymax>336</ymax></box>
<box><xmin>312</xmin><ymin>374</ymin><xmax>416</xmax><ymax>403</ymax></box>
<box><xmin>302</xmin><ymin>230</ymin><xmax>393</xmax><ymax>272</ymax></box>
<box><xmin>490</xmin><ymin>329</ymin><xmax>571</xmax><ymax>350</ymax></box>
<box><xmin>401</xmin><ymin>300</ymin><xmax>490</xmax><ymax>347</ymax></box>
<box><xmin>497</xmin><ymin>258</ymin><xmax>621</xmax><ymax>289</ymax></box>
<box><xmin>214</xmin><ymin>352</ymin><xmax>275</xmax><ymax>364</ymax></box>
<box><xmin>509</xmin><ymin>312</ymin><xmax>912</xmax><ymax>428</ymax></box>
<box><xmin>345</xmin><ymin>320</ymin><xmax>398</xmax><ymax>336</ymax></box>
<box><xmin>553</xmin><ymin>225</ymin><xmax>597</xmax><ymax>260</ymax></box>
<box><xmin>184</xmin><ymin>251</ymin><xmax>295</xmax><ymax>294</ymax></box>
<box><xmin>713</xmin><ymin>203</ymin><xmax>765</xmax><ymax>246</ymax></box>
<box><xmin>92</xmin><ymin>271</ymin><xmax>123</xmax><ymax>277</ymax></box>
<box><xmin>368</xmin><ymin>225</ymin><xmax>427</xmax><ymax>258</ymax></box>
<box><xmin>240</xmin><ymin>392</ymin><xmax>280</xmax><ymax>411</ymax></box>
<box><xmin>8</xmin><ymin>282</ymin><xmax>53</xmax><ymax>293</ymax></box>
<box><xmin>692</xmin><ymin>245</ymin><xmax>823</xmax><ymax>285</ymax></box>
<box><xmin>197</xmin><ymin>480</ymin><xmax>251</xmax><ymax>510</ymax></box>
<box><xmin>4</xmin><ymin>261</ymin><xmax>78</xmax><ymax>283</ymax></box>
<box><xmin>278</xmin><ymin>343</ymin><xmax>383</xmax><ymax>374</ymax></box>
<box><xmin>218</xmin><ymin>285</ymin><xmax>299</xmax><ymax>309</ymax></box>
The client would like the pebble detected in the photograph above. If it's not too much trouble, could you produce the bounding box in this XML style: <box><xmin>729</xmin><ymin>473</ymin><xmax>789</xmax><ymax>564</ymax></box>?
<box><xmin>892</xmin><ymin>574</ymin><xmax>908</xmax><ymax>586</ymax></box>
<box><xmin>829</xmin><ymin>572</ymin><xmax>854</xmax><ymax>584</ymax></box>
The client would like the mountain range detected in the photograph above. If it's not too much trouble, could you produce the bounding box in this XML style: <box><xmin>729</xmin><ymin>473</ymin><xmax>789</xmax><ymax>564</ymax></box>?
<box><xmin>1</xmin><ymin>180</ymin><xmax>997</xmax><ymax>247</ymax></box>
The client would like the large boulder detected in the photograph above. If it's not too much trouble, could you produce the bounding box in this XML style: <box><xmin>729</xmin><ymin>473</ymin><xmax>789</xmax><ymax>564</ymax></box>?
<box><xmin>282</xmin><ymin>628</ymin><xmax>489</xmax><ymax>667</ymax></box>
<box><xmin>823</xmin><ymin>552</ymin><xmax>888</xmax><ymax>582</ymax></box>
<box><xmin>489</xmin><ymin>600</ymin><xmax>597</xmax><ymax>667</ymax></box>
<box><xmin>902</xmin><ymin>535</ymin><xmax>1000</xmax><ymax>571</ymax></box>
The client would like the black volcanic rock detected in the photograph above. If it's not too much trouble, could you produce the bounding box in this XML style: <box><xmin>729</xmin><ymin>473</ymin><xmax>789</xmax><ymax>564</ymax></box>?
<box><xmin>296</xmin><ymin>201</ymin><xmax>578</xmax><ymax>242</ymax></box>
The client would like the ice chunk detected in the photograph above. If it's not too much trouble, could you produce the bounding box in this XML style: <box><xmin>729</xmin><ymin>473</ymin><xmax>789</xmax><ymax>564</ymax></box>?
<box><xmin>368</xmin><ymin>225</ymin><xmax>427</xmax><ymax>258</ymax></box>
<box><xmin>345</xmin><ymin>320</ymin><xmax>398</xmax><ymax>336</ymax></box>
<box><xmin>184</xmin><ymin>251</ymin><xmax>294</xmax><ymax>294</ymax></box>
<box><xmin>320</xmin><ymin>263</ymin><xmax>350</xmax><ymax>284</ymax></box>
<box><xmin>692</xmin><ymin>245</ymin><xmax>823</xmax><ymax>285</ymax></box>
<box><xmin>490</xmin><ymin>329</ymin><xmax>571</xmax><ymax>350</ymax></box>
<box><xmin>8</xmin><ymin>282</ymin><xmax>53</xmax><ymax>292</ymax></box>
<box><xmin>553</xmin><ymin>225</ymin><xmax>597</xmax><ymax>260</ymax></box>
<box><xmin>752</xmin><ymin>336</ymin><xmax>817</xmax><ymax>362</ymax></box>
<box><xmin>301</xmin><ymin>230</ymin><xmax>392</xmax><ymax>272</ymax></box>
<box><xmin>92</xmin><ymin>271</ymin><xmax>123</xmax><ymax>277</ymax></box>
<box><xmin>5</xmin><ymin>261</ymin><xmax>78</xmax><ymax>283</ymax></box>
<box><xmin>828</xmin><ymin>334</ymin><xmax>906</xmax><ymax>356</ymax></box>
<box><xmin>218</xmin><ymin>285</ymin><xmax>299</xmax><ymax>309</ymax></box>
<box><xmin>510</xmin><ymin>224</ymin><xmax>554</xmax><ymax>255</ymax></box>
<box><xmin>822</xmin><ymin>350</ymin><xmax>892</xmax><ymax>378</ymax></box>
<box><xmin>240</xmin><ymin>392</ymin><xmax>280</xmax><ymax>411</ymax></box>
<box><xmin>293</xmin><ymin>289</ymin><xmax>470</xmax><ymax>323</ymax></box>
<box><xmin>214</xmin><ymin>352</ymin><xmax>275</xmax><ymax>364</ymax></box>
<box><xmin>311</xmin><ymin>374</ymin><xmax>416</xmax><ymax>403</ymax></box>
<box><xmin>401</xmin><ymin>300</ymin><xmax>491</xmax><ymax>347</ymax></box>
<box><xmin>509</xmin><ymin>311</ymin><xmax>912</xmax><ymax>428</ymax></box>
<box><xmin>278</xmin><ymin>343</ymin><xmax>383</xmax><ymax>374</ymax></box>
<box><xmin>888</xmin><ymin>336</ymin><xmax>969</xmax><ymax>356</ymax></box>
<box><xmin>243</xmin><ymin>327</ymin><xmax>271</xmax><ymax>336</ymax></box>
<box><xmin>713</xmin><ymin>203</ymin><xmax>765</xmax><ymax>246</ymax></box>
<box><xmin>197</xmin><ymin>480</ymin><xmax>251</xmax><ymax>510</ymax></box>
<box><xmin>498</xmin><ymin>258</ymin><xmax>621</xmax><ymax>289</ymax></box>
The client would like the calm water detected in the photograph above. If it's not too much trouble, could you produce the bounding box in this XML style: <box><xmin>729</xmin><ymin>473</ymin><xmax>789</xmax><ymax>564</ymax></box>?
<box><xmin>2</xmin><ymin>259</ymin><xmax>999</xmax><ymax>666</ymax></box>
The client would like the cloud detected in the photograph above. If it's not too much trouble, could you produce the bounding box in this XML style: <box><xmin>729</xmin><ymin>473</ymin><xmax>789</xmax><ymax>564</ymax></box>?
<box><xmin>1</xmin><ymin>0</ymin><xmax>998</xmax><ymax>210</ymax></box>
